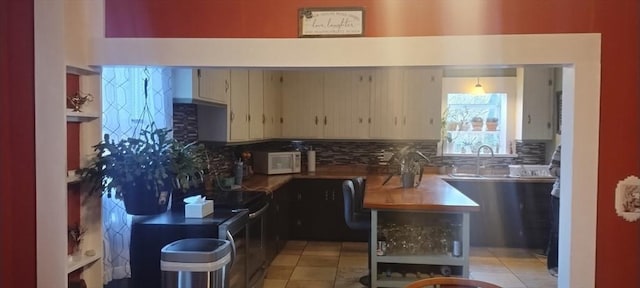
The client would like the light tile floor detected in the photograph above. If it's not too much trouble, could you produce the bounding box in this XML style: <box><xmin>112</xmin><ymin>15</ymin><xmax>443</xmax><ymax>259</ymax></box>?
<box><xmin>264</xmin><ymin>241</ymin><xmax>557</xmax><ymax>288</ymax></box>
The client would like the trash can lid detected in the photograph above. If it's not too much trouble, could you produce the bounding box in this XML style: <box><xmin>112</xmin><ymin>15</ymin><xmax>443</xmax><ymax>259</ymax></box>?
<box><xmin>161</xmin><ymin>238</ymin><xmax>231</xmax><ymax>263</ymax></box>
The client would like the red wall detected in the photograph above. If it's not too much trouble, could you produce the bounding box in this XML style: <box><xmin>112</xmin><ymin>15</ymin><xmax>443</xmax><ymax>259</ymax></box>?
<box><xmin>0</xmin><ymin>0</ymin><xmax>36</xmax><ymax>287</ymax></box>
<box><xmin>3</xmin><ymin>0</ymin><xmax>637</xmax><ymax>287</ymax></box>
<box><xmin>105</xmin><ymin>1</ymin><xmax>640</xmax><ymax>286</ymax></box>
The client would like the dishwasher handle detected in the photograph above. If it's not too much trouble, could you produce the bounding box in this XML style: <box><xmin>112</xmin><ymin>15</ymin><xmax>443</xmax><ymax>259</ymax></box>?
<box><xmin>249</xmin><ymin>202</ymin><xmax>270</xmax><ymax>219</ymax></box>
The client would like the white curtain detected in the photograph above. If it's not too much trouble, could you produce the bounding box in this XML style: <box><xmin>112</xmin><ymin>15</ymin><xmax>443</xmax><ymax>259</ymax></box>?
<box><xmin>101</xmin><ymin>66</ymin><xmax>173</xmax><ymax>284</ymax></box>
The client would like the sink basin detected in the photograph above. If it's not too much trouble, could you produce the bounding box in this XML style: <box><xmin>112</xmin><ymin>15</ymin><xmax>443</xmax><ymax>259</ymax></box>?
<box><xmin>478</xmin><ymin>174</ymin><xmax>511</xmax><ymax>179</ymax></box>
<box><xmin>448</xmin><ymin>173</ymin><xmax>482</xmax><ymax>178</ymax></box>
<box><xmin>448</xmin><ymin>173</ymin><xmax>510</xmax><ymax>179</ymax></box>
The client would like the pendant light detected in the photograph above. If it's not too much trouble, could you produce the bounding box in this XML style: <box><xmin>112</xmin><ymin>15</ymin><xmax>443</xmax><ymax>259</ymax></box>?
<box><xmin>472</xmin><ymin>77</ymin><xmax>486</xmax><ymax>95</ymax></box>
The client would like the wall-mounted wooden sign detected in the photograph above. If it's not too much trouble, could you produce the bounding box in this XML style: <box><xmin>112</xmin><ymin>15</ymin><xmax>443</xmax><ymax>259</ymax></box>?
<box><xmin>298</xmin><ymin>7</ymin><xmax>364</xmax><ymax>37</ymax></box>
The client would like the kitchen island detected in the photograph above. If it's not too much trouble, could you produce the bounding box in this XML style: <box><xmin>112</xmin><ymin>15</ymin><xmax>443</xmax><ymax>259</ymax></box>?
<box><xmin>364</xmin><ymin>175</ymin><xmax>479</xmax><ymax>288</ymax></box>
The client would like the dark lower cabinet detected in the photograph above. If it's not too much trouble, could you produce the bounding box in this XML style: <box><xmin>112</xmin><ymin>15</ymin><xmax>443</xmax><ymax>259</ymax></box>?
<box><xmin>289</xmin><ymin>179</ymin><xmax>367</xmax><ymax>242</ymax></box>
<box><xmin>266</xmin><ymin>183</ymin><xmax>291</xmax><ymax>264</ymax></box>
<box><xmin>445</xmin><ymin>179</ymin><xmax>552</xmax><ymax>250</ymax></box>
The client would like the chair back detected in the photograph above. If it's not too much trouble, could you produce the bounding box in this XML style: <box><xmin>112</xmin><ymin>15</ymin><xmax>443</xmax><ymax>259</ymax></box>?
<box><xmin>351</xmin><ymin>177</ymin><xmax>366</xmax><ymax>212</ymax></box>
<box><xmin>404</xmin><ymin>277</ymin><xmax>501</xmax><ymax>288</ymax></box>
<box><xmin>342</xmin><ymin>179</ymin><xmax>357</xmax><ymax>227</ymax></box>
<box><xmin>342</xmin><ymin>179</ymin><xmax>370</xmax><ymax>230</ymax></box>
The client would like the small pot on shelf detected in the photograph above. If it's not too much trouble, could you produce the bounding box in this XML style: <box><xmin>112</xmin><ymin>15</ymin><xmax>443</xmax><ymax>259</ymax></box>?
<box><xmin>486</xmin><ymin>117</ymin><xmax>499</xmax><ymax>131</ymax></box>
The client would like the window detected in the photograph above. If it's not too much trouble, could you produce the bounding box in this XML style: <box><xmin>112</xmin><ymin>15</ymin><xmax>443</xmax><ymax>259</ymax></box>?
<box><xmin>443</xmin><ymin>93</ymin><xmax>507</xmax><ymax>154</ymax></box>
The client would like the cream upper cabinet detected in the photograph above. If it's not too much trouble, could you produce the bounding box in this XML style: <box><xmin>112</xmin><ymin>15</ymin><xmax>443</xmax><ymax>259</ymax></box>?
<box><xmin>248</xmin><ymin>70</ymin><xmax>264</xmax><ymax>140</ymax></box>
<box><xmin>352</xmin><ymin>70</ymin><xmax>373</xmax><ymax>139</ymax></box>
<box><xmin>200</xmin><ymin>69</ymin><xmax>230</xmax><ymax>104</ymax></box>
<box><xmin>282</xmin><ymin>71</ymin><xmax>324</xmax><ymax>138</ymax></box>
<box><xmin>173</xmin><ymin>68</ymin><xmax>229</xmax><ymax>106</ymax></box>
<box><xmin>323</xmin><ymin>70</ymin><xmax>357</xmax><ymax>138</ymax></box>
<box><xmin>263</xmin><ymin>71</ymin><xmax>282</xmax><ymax>138</ymax></box>
<box><xmin>402</xmin><ymin>67</ymin><xmax>442</xmax><ymax>140</ymax></box>
<box><xmin>517</xmin><ymin>67</ymin><xmax>554</xmax><ymax>140</ymax></box>
<box><xmin>370</xmin><ymin>68</ymin><xmax>404</xmax><ymax>139</ymax></box>
<box><xmin>229</xmin><ymin>69</ymin><xmax>249</xmax><ymax>141</ymax></box>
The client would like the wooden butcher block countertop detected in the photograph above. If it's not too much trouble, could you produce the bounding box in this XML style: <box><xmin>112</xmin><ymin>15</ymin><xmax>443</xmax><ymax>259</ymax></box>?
<box><xmin>363</xmin><ymin>174</ymin><xmax>479</xmax><ymax>212</ymax></box>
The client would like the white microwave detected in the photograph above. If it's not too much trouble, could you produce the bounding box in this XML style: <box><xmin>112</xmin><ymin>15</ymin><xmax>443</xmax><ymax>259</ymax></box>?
<box><xmin>252</xmin><ymin>151</ymin><xmax>301</xmax><ymax>175</ymax></box>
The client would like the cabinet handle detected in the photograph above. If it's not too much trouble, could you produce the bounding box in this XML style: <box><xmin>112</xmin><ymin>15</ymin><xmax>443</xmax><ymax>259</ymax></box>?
<box><xmin>225</xmin><ymin>80</ymin><xmax>229</xmax><ymax>93</ymax></box>
<box><xmin>324</xmin><ymin>191</ymin><xmax>328</xmax><ymax>200</ymax></box>
<box><xmin>527</xmin><ymin>114</ymin><xmax>531</xmax><ymax>124</ymax></box>
<box><xmin>324</xmin><ymin>116</ymin><xmax>327</xmax><ymax>125</ymax></box>
<box><xmin>368</xmin><ymin>117</ymin><xmax>371</xmax><ymax>124</ymax></box>
<box><xmin>280</xmin><ymin>117</ymin><xmax>283</xmax><ymax>124</ymax></box>
<box><xmin>369</xmin><ymin>75</ymin><xmax>372</xmax><ymax>82</ymax></box>
<box><xmin>394</xmin><ymin>117</ymin><xmax>398</xmax><ymax>125</ymax></box>
<box><xmin>262</xmin><ymin>114</ymin><xmax>266</xmax><ymax>124</ymax></box>
<box><xmin>519</xmin><ymin>203</ymin><xmax>524</xmax><ymax>210</ymax></box>
<box><xmin>297</xmin><ymin>193</ymin><xmax>302</xmax><ymax>200</ymax></box>
<box><xmin>332</xmin><ymin>191</ymin><xmax>335</xmax><ymax>201</ymax></box>
<box><xmin>248</xmin><ymin>114</ymin><xmax>251</xmax><ymax>122</ymax></box>
<box><xmin>403</xmin><ymin>116</ymin><xmax>406</xmax><ymax>125</ymax></box>
<box><xmin>230</xmin><ymin>111</ymin><xmax>235</xmax><ymax>122</ymax></box>
<box><xmin>359</xmin><ymin>117</ymin><xmax>363</xmax><ymax>123</ymax></box>
<box><xmin>359</xmin><ymin>75</ymin><xmax>363</xmax><ymax>82</ymax></box>
<box><xmin>315</xmin><ymin>116</ymin><xmax>319</xmax><ymax>125</ymax></box>
<box><xmin>429</xmin><ymin>118</ymin><xmax>434</xmax><ymax>125</ymax></box>
<box><xmin>547</xmin><ymin>121</ymin><xmax>551</xmax><ymax>129</ymax></box>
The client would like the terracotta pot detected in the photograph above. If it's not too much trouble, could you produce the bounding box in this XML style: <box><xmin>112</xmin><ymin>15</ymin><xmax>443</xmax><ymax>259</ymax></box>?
<box><xmin>486</xmin><ymin>122</ymin><xmax>498</xmax><ymax>131</ymax></box>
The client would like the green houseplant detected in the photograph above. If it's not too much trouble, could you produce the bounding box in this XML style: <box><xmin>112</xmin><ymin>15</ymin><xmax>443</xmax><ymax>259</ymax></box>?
<box><xmin>81</xmin><ymin>127</ymin><xmax>209</xmax><ymax>215</ymax></box>
<box><xmin>385</xmin><ymin>145</ymin><xmax>431</xmax><ymax>188</ymax></box>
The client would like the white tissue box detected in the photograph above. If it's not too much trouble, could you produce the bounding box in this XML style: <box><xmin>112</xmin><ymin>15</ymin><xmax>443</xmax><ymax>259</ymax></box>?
<box><xmin>185</xmin><ymin>200</ymin><xmax>214</xmax><ymax>218</ymax></box>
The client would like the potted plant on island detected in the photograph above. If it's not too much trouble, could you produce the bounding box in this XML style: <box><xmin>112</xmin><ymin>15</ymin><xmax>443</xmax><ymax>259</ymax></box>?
<box><xmin>384</xmin><ymin>145</ymin><xmax>431</xmax><ymax>188</ymax></box>
<box><xmin>80</xmin><ymin>126</ymin><xmax>210</xmax><ymax>215</ymax></box>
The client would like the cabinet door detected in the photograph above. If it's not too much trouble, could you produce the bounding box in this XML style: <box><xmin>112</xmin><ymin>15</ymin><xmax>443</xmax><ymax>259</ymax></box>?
<box><xmin>281</xmin><ymin>71</ymin><xmax>324</xmax><ymax>138</ymax></box>
<box><xmin>199</xmin><ymin>68</ymin><xmax>230</xmax><ymax>104</ymax></box>
<box><xmin>229</xmin><ymin>70</ymin><xmax>249</xmax><ymax>141</ymax></box>
<box><xmin>263</xmin><ymin>71</ymin><xmax>282</xmax><ymax>138</ymax></box>
<box><xmin>402</xmin><ymin>68</ymin><xmax>442</xmax><ymax>140</ymax></box>
<box><xmin>519</xmin><ymin>183</ymin><xmax>552</xmax><ymax>250</ymax></box>
<box><xmin>521</xmin><ymin>67</ymin><xmax>553</xmax><ymax>140</ymax></box>
<box><xmin>248</xmin><ymin>70</ymin><xmax>264</xmax><ymax>140</ymax></box>
<box><xmin>323</xmin><ymin>70</ymin><xmax>355</xmax><ymax>138</ymax></box>
<box><xmin>353</xmin><ymin>70</ymin><xmax>373</xmax><ymax>139</ymax></box>
<box><xmin>371</xmin><ymin>68</ymin><xmax>403</xmax><ymax>139</ymax></box>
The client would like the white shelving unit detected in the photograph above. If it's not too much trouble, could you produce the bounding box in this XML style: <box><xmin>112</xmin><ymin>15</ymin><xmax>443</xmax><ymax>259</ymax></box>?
<box><xmin>65</xmin><ymin>64</ymin><xmax>103</xmax><ymax>287</ymax></box>
<box><xmin>66</xmin><ymin>109</ymin><xmax>100</xmax><ymax>123</ymax></box>
<box><xmin>67</xmin><ymin>253</ymin><xmax>102</xmax><ymax>274</ymax></box>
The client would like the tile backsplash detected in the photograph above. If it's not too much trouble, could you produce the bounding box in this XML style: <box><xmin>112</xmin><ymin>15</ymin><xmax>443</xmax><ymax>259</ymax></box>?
<box><xmin>173</xmin><ymin>103</ymin><xmax>549</xmax><ymax>175</ymax></box>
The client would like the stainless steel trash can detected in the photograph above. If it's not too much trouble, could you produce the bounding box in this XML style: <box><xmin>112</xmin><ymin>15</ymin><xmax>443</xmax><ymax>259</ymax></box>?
<box><xmin>161</xmin><ymin>238</ymin><xmax>232</xmax><ymax>288</ymax></box>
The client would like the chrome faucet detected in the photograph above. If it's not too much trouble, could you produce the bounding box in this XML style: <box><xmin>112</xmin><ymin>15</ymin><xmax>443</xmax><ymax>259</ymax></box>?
<box><xmin>476</xmin><ymin>145</ymin><xmax>495</xmax><ymax>175</ymax></box>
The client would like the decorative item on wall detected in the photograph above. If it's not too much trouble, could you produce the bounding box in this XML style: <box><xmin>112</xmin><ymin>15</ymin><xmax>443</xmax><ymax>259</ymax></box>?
<box><xmin>298</xmin><ymin>7</ymin><xmax>364</xmax><ymax>37</ymax></box>
<box><xmin>67</xmin><ymin>91</ymin><xmax>94</xmax><ymax>112</ymax></box>
<box><xmin>614</xmin><ymin>175</ymin><xmax>640</xmax><ymax>222</ymax></box>
<box><xmin>67</xmin><ymin>222</ymin><xmax>86</xmax><ymax>261</ymax></box>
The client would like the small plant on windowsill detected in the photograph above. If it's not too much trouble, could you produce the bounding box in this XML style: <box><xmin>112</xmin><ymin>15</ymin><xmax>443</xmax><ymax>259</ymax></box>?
<box><xmin>485</xmin><ymin>117</ymin><xmax>499</xmax><ymax>131</ymax></box>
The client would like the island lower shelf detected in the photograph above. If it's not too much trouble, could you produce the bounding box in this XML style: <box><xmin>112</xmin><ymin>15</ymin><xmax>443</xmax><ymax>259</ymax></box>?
<box><xmin>370</xmin><ymin>210</ymin><xmax>471</xmax><ymax>288</ymax></box>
